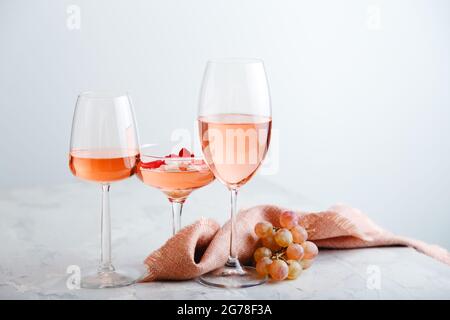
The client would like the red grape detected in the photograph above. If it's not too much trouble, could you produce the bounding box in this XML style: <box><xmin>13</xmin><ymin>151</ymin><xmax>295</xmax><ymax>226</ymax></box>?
<box><xmin>279</xmin><ymin>211</ymin><xmax>298</xmax><ymax>229</ymax></box>
<box><xmin>291</xmin><ymin>225</ymin><xmax>308</xmax><ymax>243</ymax></box>
<box><xmin>253</xmin><ymin>247</ymin><xmax>272</xmax><ymax>262</ymax></box>
<box><xmin>256</xmin><ymin>257</ymin><xmax>272</xmax><ymax>276</ymax></box>
<box><xmin>287</xmin><ymin>260</ymin><xmax>302</xmax><ymax>279</ymax></box>
<box><xmin>269</xmin><ymin>259</ymin><xmax>289</xmax><ymax>281</ymax></box>
<box><xmin>302</xmin><ymin>241</ymin><xmax>319</xmax><ymax>259</ymax></box>
<box><xmin>262</xmin><ymin>235</ymin><xmax>282</xmax><ymax>252</ymax></box>
<box><xmin>286</xmin><ymin>243</ymin><xmax>305</xmax><ymax>260</ymax></box>
<box><xmin>254</xmin><ymin>221</ymin><xmax>274</xmax><ymax>238</ymax></box>
<box><xmin>274</xmin><ymin>228</ymin><xmax>293</xmax><ymax>247</ymax></box>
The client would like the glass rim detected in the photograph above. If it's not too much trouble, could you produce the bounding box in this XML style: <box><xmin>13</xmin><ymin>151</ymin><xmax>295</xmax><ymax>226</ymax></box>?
<box><xmin>207</xmin><ymin>57</ymin><xmax>264</xmax><ymax>65</ymax></box>
<box><xmin>139</xmin><ymin>144</ymin><xmax>204</xmax><ymax>161</ymax></box>
<box><xmin>78</xmin><ymin>91</ymin><xmax>130</xmax><ymax>100</ymax></box>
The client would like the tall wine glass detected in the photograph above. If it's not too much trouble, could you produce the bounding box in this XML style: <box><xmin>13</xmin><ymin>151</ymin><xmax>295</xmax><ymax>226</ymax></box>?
<box><xmin>197</xmin><ymin>59</ymin><xmax>272</xmax><ymax>288</ymax></box>
<box><xmin>69</xmin><ymin>92</ymin><xmax>141</xmax><ymax>288</ymax></box>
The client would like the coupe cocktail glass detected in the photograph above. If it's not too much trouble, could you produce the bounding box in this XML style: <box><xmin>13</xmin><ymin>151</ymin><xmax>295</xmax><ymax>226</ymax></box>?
<box><xmin>137</xmin><ymin>145</ymin><xmax>215</xmax><ymax>235</ymax></box>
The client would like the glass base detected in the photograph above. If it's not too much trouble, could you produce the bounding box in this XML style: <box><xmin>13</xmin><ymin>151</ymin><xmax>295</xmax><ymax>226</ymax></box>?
<box><xmin>81</xmin><ymin>265</ymin><xmax>147</xmax><ymax>289</ymax></box>
<box><xmin>198</xmin><ymin>265</ymin><xmax>267</xmax><ymax>289</ymax></box>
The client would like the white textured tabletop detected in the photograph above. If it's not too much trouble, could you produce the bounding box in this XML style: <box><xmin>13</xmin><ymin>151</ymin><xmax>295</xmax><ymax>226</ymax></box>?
<box><xmin>1</xmin><ymin>178</ymin><xmax>449</xmax><ymax>299</ymax></box>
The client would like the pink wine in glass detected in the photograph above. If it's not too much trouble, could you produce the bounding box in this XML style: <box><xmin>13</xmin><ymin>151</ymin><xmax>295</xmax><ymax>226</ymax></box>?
<box><xmin>136</xmin><ymin>155</ymin><xmax>214</xmax><ymax>202</ymax></box>
<box><xmin>198</xmin><ymin>113</ymin><xmax>272</xmax><ymax>189</ymax></box>
<box><xmin>69</xmin><ymin>149</ymin><xmax>139</xmax><ymax>183</ymax></box>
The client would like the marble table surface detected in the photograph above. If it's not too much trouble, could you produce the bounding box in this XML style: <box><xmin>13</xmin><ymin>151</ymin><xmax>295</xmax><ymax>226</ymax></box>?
<box><xmin>1</xmin><ymin>177</ymin><xmax>449</xmax><ymax>299</ymax></box>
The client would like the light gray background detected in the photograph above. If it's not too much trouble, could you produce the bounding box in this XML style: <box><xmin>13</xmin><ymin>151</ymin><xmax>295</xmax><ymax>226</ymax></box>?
<box><xmin>1</xmin><ymin>0</ymin><xmax>449</xmax><ymax>247</ymax></box>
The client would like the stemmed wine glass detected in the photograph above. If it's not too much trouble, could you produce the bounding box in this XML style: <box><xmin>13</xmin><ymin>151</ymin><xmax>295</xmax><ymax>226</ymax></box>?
<box><xmin>69</xmin><ymin>92</ymin><xmax>142</xmax><ymax>288</ymax></box>
<box><xmin>197</xmin><ymin>58</ymin><xmax>272</xmax><ymax>288</ymax></box>
<box><xmin>136</xmin><ymin>144</ymin><xmax>215</xmax><ymax>235</ymax></box>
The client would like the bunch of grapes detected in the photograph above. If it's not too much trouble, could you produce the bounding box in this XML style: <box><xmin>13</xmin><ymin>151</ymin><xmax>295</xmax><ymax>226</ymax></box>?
<box><xmin>253</xmin><ymin>211</ymin><xmax>318</xmax><ymax>281</ymax></box>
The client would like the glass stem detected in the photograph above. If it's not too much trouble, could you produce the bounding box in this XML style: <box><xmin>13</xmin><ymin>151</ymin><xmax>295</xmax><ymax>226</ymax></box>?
<box><xmin>226</xmin><ymin>188</ymin><xmax>243</xmax><ymax>271</ymax></box>
<box><xmin>171</xmin><ymin>201</ymin><xmax>184</xmax><ymax>236</ymax></box>
<box><xmin>99</xmin><ymin>183</ymin><xmax>114</xmax><ymax>272</ymax></box>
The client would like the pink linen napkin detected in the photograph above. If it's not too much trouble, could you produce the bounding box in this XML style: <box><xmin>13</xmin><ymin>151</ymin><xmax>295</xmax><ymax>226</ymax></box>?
<box><xmin>142</xmin><ymin>204</ymin><xmax>450</xmax><ymax>281</ymax></box>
